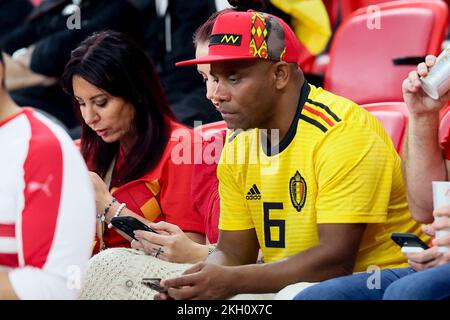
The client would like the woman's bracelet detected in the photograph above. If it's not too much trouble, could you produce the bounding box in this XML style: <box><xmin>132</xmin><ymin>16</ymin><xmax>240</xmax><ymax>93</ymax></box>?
<box><xmin>108</xmin><ymin>203</ymin><xmax>126</xmax><ymax>229</ymax></box>
<box><xmin>97</xmin><ymin>197</ymin><xmax>116</xmax><ymax>222</ymax></box>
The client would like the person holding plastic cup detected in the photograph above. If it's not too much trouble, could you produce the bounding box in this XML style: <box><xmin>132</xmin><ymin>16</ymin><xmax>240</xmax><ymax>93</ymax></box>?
<box><xmin>295</xmin><ymin>55</ymin><xmax>450</xmax><ymax>300</ymax></box>
<box><xmin>402</xmin><ymin>52</ymin><xmax>450</xmax><ymax>258</ymax></box>
<box><xmin>395</xmin><ymin>53</ymin><xmax>450</xmax><ymax>298</ymax></box>
<box><xmin>403</xmin><ymin>54</ymin><xmax>450</xmax><ymax>222</ymax></box>
<box><xmin>376</xmin><ymin>53</ymin><xmax>450</xmax><ymax>299</ymax></box>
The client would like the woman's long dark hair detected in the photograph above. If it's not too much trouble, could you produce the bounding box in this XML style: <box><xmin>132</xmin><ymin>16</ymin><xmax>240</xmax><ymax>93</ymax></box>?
<box><xmin>62</xmin><ymin>30</ymin><xmax>175</xmax><ymax>185</ymax></box>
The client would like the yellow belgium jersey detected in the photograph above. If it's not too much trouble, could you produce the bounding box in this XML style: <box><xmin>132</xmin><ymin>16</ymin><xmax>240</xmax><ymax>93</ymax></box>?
<box><xmin>218</xmin><ymin>82</ymin><xmax>426</xmax><ymax>272</ymax></box>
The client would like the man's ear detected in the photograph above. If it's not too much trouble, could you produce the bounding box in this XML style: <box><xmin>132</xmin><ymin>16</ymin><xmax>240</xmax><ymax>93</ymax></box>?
<box><xmin>273</xmin><ymin>61</ymin><xmax>290</xmax><ymax>90</ymax></box>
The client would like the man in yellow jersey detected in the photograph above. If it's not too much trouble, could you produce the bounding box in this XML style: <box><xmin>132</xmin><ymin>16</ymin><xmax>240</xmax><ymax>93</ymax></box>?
<box><xmin>162</xmin><ymin>10</ymin><xmax>425</xmax><ymax>300</ymax></box>
<box><xmin>296</xmin><ymin>55</ymin><xmax>450</xmax><ymax>300</ymax></box>
<box><xmin>295</xmin><ymin>55</ymin><xmax>450</xmax><ymax>300</ymax></box>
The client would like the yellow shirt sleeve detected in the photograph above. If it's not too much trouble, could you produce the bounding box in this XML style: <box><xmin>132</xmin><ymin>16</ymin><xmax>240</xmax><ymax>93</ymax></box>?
<box><xmin>315</xmin><ymin>122</ymin><xmax>397</xmax><ymax>224</ymax></box>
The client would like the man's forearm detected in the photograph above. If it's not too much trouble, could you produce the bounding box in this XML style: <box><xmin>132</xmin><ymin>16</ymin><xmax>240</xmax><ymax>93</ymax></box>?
<box><xmin>227</xmin><ymin>244</ymin><xmax>356</xmax><ymax>294</ymax></box>
<box><xmin>207</xmin><ymin>229</ymin><xmax>260</xmax><ymax>266</ymax></box>
<box><xmin>207</xmin><ymin>248</ymin><xmax>257</xmax><ymax>266</ymax></box>
<box><xmin>0</xmin><ymin>271</ymin><xmax>19</xmax><ymax>300</ymax></box>
<box><xmin>403</xmin><ymin>112</ymin><xmax>447</xmax><ymax>222</ymax></box>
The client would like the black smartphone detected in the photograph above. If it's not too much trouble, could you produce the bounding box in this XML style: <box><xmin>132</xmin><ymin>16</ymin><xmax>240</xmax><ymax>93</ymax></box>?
<box><xmin>391</xmin><ymin>232</ymin><xmax>429</xmax><ymax>251</ymax></box>
<box><xmin>110</xmin><ymin>216</ymin><xmax>156</xmax><ymax>240</ymax></box>
<box><xmin>141</xmin><ymin>278</ymin><xmax>167</xmax><ymax>293</ymax></box>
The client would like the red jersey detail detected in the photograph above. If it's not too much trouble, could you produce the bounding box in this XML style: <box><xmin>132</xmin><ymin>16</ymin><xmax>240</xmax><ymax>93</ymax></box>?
<box><xmin>21</xmin><ymin>111</ymin><xmax>63</xmax><ymax>268</ymax></box>
<box><xmin>303</xmin><ymin>105</ymin><xmax>335</xmax><ymax>127</ymax></box>
<box><xmin>0</xmin><ymin>224</ymin><xmax>15</xmax><ymax>238</ymax></box>
<box><xmin>0</xmin><ymin>253</ymin><xmax>19</xmax><ymax>268</ymax></box>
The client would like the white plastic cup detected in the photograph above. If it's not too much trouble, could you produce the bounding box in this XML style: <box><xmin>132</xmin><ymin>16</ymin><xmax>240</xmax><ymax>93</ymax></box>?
<box><xmin>432</xmin><ymin>181</ymin><xmax>450</xmax><ymax>253</ymax></box>
<box><xmin>421</xmin><ymin>47</ymin><xmax>450</xmax><ymax>100</ymax></box>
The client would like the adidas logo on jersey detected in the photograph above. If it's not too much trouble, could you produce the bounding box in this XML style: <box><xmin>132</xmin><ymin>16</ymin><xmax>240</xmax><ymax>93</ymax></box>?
<box><xmin>246</xmin><ymin>184</ymin><xmax>261</xmax><ymax>200</ymax></box>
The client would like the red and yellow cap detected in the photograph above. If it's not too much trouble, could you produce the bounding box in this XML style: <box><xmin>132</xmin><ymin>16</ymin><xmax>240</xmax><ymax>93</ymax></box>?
<box><xmin>176</xmin><ymin>10</ymin><xmax>301</xmax><ymax>66</ymax></box>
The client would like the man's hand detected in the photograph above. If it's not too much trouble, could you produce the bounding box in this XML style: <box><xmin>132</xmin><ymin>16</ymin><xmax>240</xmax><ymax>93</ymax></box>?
<box><xmin>406</xmin><ymin>214</ymin><xmax>450</xmax><ymax>271</ymax></box>
<box><xmin>402</xmin><ymin>55</ymin><xmax>450</xmax><ymax>117</ymax></box>
<box><xmin>2</xmin><ymin>50</ymin><xmax>57</xmax><ymax>91</ymax></box>
<box><xmin>405</xmin><ymin>225</ymin><xmax>439</xmax><ymax>271</ymax></box>
<box><xmin>157</xmin><ymin>263</ymin><xmax>236</xmax><ymax>300</ymax></box>
<box><xmin>12</xmin><ymin>46</ymin><xmax>34</xmax><ymax>68</ymax></box>
<box><xmin>432</xmin><ymin>205</ymin><xmax>450</xmax><ymax>249</ymax></box>
<box><xmin>406</xmin><ymin>246</ymin><xmax>444</xmax><ymax>271</ymax></box>
<box><xmin>407</xmin><ymin>245</ymin><xmax>450</xmax><ymax>271</ymax></box>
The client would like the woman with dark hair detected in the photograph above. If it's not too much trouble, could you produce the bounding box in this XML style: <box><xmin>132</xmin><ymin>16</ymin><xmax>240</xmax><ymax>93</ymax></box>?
<box><xmin>79</xmin><ymin>1</ymin><xmax>268</xmax><ymax>300</ymax></box>
<box><xmin>61</xmin><ymin>30</ymin><xmax>205</xmax><ymax>254</ymax></box>
<box><xmin>1</xmin><ymin>0</ymin><xmax>143</xmax><ymax>131</ymax></box>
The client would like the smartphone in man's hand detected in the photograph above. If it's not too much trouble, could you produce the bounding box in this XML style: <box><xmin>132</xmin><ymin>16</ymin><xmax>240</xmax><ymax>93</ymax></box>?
<box><xmin>141</xmin><ymin>278</ymin><xmax>167</xmax><ymax>293</ymax></box>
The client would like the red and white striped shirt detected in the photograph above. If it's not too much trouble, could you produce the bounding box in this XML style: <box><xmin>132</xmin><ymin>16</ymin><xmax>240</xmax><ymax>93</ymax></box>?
<box><xmin>0</xmin><ymin>108</ymin><xmax>95</xmax><ymax>299</ymax></box>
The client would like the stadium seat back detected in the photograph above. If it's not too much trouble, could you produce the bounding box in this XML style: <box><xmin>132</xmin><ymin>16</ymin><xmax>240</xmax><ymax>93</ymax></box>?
<box><xmin>440</xmin><ymin>107</ymin><xmax>450</xmax><ymax>144</ymax></box>
<box><xmin>324</xmin><ymin>0</ymin><xmax>448</xmax><ymax>104</ymax></box>
<box><xmin>362</xmin><ymin>102</ymin><xmax>409</xmax><ymax>154</ymax></box>
<box><xmin>340</xmin><ymin>0</ymin><xmax>392</xmax><ymax>21</ymax></box>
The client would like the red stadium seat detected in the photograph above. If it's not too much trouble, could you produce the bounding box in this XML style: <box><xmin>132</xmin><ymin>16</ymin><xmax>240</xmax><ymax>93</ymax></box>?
<box><xmin>440</xmin><ymin>102</ymin><xmax>450</xmax><ymax>119</ymax></box>
<box><xmin>340</xmin><ymin>0</ymin><xmax>396</xmax><ymax>22</ymax></box>
<box><xmin>324</xmin><ymin>0</ymin><xmax>449</xmax><ymax>105</ymax></box>
<box><xmin>440</xmin><ymin>106</ymin><xmax>450</xmax><ymax>143</ymax></box>
<box><xmin>362</xmin><ymin>102</ymin><xmax>409</xmax><ymax>154</ymax></box>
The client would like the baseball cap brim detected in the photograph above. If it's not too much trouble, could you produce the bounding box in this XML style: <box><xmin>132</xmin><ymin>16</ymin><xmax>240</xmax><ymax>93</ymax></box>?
<box><xmin>175</xmin><ymin>55</ymin><xmax>258</xmax><ymax>66</ymax></box>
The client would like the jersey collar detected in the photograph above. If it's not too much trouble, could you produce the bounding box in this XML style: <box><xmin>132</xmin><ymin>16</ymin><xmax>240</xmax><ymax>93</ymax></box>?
<box><xmin>261</xmin><ymin>81</ymin><xmax>310</xmax><ymax>156</ymax></box>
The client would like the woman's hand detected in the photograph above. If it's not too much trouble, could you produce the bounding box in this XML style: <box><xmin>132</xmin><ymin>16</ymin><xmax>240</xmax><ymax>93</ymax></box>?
<box><xmin>89</xmin><ymin>171</ymin><xmax>114</xmax><ymax>215</ymax></box>
<box><xmin>131</xmin><ymin>221</ymin><xmax>208</xmax><ymax>264</ymax></box>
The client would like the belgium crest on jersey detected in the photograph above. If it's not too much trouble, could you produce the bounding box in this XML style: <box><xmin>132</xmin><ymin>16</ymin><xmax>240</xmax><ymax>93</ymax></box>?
<box><xmin>289</xmin><ymin>171</ymin><xmax>307</xmax><ymax>212</ymax></box>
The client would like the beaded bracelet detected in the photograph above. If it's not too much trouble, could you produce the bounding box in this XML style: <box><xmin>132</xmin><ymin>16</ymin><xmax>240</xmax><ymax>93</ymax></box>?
<box><xmin>97</xmin><ymin>197</ymin><xmax>117</xmax><ymax>222</ymax></box>
<box><xmin>108</xmin><ymin>203</ymin><xmax>126</xmax><ymax>229</ymax></box>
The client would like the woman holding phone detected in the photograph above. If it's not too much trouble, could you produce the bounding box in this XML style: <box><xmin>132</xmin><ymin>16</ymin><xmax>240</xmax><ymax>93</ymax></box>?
<box><xmin>61</xmin><ymin>31</ymin><xmax>205</xmax><ymax>254</ymax></box>
<box><xmin>78</xmin><ymin>0</ymin><xmax>264</xmax><ymax>299</ymax></box>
